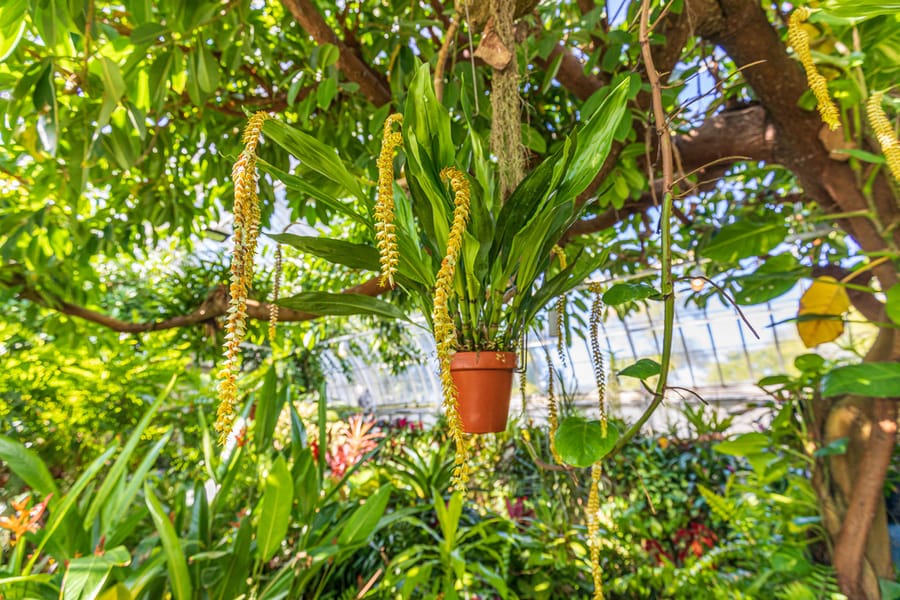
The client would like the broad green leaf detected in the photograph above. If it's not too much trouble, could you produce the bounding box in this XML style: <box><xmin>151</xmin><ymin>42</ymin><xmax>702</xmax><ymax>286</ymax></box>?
<box><xmin>732</xmin><ymin>254</ymin><xmax>805</xmax><ymax>305</ymax></box>
<box><xmin>97</xmin><ymin>583</ymin><xmax>132</xmax><ymax>600</ymax></box>
<box><xmin>130</xmin><ymin>23</ymin><xmax>167</xmax><ymax>45</ymax></box>
<box><xmin>269</xmin><ymin>233</ymin><xmax>379</xmax><ymax>271</ymax></box>
<box><xmin>602</xmin><ymin>282</ymin><xmax>659</xmax><ymax>306</ymax></box>
<box><xmin>554</xmin><ymin>418</ymin><xmax>620</xmax><ymax>468</ymax></box>
<box><xmin>814</xmin><ymin>437</ymin><xmax>848</xmax><ymax>457</ymax></box>
<box><xmin>315</xmin><ymin>43</ymin><xmax>340</xmax><ymax>69</ymax></box>
<box><xmin>822</xmin><ymin>0</ymin><xmax>900</xmax><ymax>19</ymax></box>
<box><xmin>758</xmin><ymin>375</ymin><xmax>792</xmax><ymax>386</ymax></box>
<box><xmin>108</xmin><ymin>429</ymin><xmax>172</xmax><ymax>539</ymax></box>
<box><xmin>617</xmin><ymin>358</ymin><xmax>661</xmax><ymax>379</ymax></box>
<box><xmin>0</xmin><ymin>0</ymin><xmax>28</xmax><ymax>62</ymax></box>
<box><xmin>713</xmin><ymin>432</ymin><xmax>769</xmax><ymax>456</ymax></box>
<box><xmin>61</xmin><ymin>546</ymin><xmax>130</xmax><ymax>600</ymax></box>
<box><xmin>253</xmin><ymin>367</ymin><xmax>283</xmax><ymax>455</ymax></box>
<box><xmin>257</xmin><ymin>455</ymin><xmax>293</xmax><ymax>562</ymax></box>
<box><xmin>24</xmin><ymin>445</ymin><xmax>118</xmax><ymax>573</ymax></box>
<box><xmin>278</xmin><ymin>291</ymin><xmax>411</xmax><ymax>322</ymax></box>
<box><xmin>257</xmin><ymin>158</ymin><xmax>369</xmax><ymax>227</ymax></box>
<box><xmin>822</xmin><ymin>362</ymin><xmax>900</xmax><ymax>398</ymax></box>
<box><xmin>292</xmin><ymin>447</ymin><xmax>319</xmax><ymax>521</ymax></box>
<box><xmin>701</xmin><ymin>220</ymin><xmax>787</xmax><ymax>263</ymax></box>
<box><xmin>886</xmin><ymin>284</ymin><xmax>900</xmax><ymax>325</ymax></box>
<box><xmin>214</xmin><ymin>518</ymin><xmax>251</xmax><ymax>600</ymax></box>
<box><xmin>262</xmin><ymin>120</ymin><xmax>364</xmax><ymax>200</ymax></box>
<box><xmin>145</xmin><ymin>485</ymin><xmax>192</xmax><ymax>600</ymax></box>
<box><xmin>557</xmin><ymin>78</ymin><xmax>630</xmax><ymax>200</ymax></box>
<box><xmin>794</xmin><ymin>353</ymin><xmax>826</xmax><ymax>373</ymax></box>
<box><xmin>0</xmin><ymin>435</ymin><xmax>59</xmax><ymax>497</ymax></box>
<box><xmin>831</xmin><ymin>148</ymin><xmax>887</xmax><ymax>163</ymax></box>
<box><xmin>338</xmin><ymin>485</ymin><xmax>392</xmax><ymax>545</ymax></box>
<box><xmin>196</xmin><ymin>44</ymin><xmax>220</xmax><ymax>93</ymax></box>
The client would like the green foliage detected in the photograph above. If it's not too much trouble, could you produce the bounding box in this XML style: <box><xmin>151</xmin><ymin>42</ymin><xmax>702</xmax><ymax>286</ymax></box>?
<box><xmin>618</xmin><ymin>358</ymin><xmax>662</xmax><ymax>379</ymax></box>
<box><xmin>554</xmin><ymin>418</ymin><xmax>620</xmax><ymax>467</ymax></box>
<box><xmin>821</xmin><ymin>362</ymin><xmax>900</xmax><ymax>397</ymax></box>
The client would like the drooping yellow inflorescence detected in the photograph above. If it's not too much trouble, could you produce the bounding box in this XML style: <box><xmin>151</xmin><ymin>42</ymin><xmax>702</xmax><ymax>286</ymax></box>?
<box><xmin>867</xmin><ymin>91</ymin><xmax>900</xmax><ymax>182</ymax></box>
<box><xmin>588</xmin><ymin>283</ymin><xmax>608</xmax><ymax>436</ymax></box>
<box><xmin>544</xmin><ymin>345</ymin><xmax>563</xmax><ymax>464</ymax></box>
<box><xmin>433</xmin><ymin>166</ymin><xmax>472</xmax><ymax>491</ymax></box>
<box><xmin>587</xmin><ymin>282</ymin><xmax>608</xmax><ymax>598</ymax></box>
<box><xmin>216</xmin><ymin>111</ymin><xmax>269</xmax><ymax>443</ymax></box>
<box><xmin>588</xmin><ymin>463</ymin><xmax>605</xmax><ymax>600</ymax></box>
<box><xmin>787</xmin><ymin>7</ymin><xmax>841</xmax><ymax>131</ymax></box>
<box><xmin>551</xmin><ymin>245</ymin><xmax>568</xmax><ymax>365</ymax></box>
<box><xmin>375</xmin><ymin>114</ymin><xmax>404</xmax><ymax>287</ymax></box>
<box><xmin>268</xmin><ymin>243</ymin><xmax>282</xmax><ymax>342</ymax></box>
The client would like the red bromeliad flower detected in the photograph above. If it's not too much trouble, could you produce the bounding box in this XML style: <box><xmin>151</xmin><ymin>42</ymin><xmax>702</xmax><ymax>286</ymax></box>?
<box><xmin>325</xmin><ymin>414</ymin><xmax>384</xmax><ymax>479</ymax></box>
<box><xmin>643</xmin><ymin>521</ymin><xmax>718</xmax><ymax>567</ymax></box>
<box><xmin>673</xmin><ymin>521</ymin><xmax>718</xmax><ymax>562</ymax></box>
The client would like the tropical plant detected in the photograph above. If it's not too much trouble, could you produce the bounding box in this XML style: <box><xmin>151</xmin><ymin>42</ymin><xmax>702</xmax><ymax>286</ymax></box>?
<box><xmin>381</xmin><ymin>491</ymin><xmax>515</xmax><ymax>599</ymax></box>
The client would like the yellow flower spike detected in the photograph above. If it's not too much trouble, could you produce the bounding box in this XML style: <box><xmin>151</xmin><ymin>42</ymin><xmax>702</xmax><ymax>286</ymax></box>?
<box><xmin>551</xmin><ymin>245</ymin><xmax>569</xmax><ymax>365</ymax></box>
<box><xmin>544</xmin><ymin>345</ymin><xmax>563</xmax><ymax>464</ymax></box>
<box><xmin>433</xmin><ymin>166</ymin><xmax>472</xmax><ymax>492</ymax></box>
<box><xmin>588</xmin><ymin>284</ymin><xmax>608</xmax><ymax>436</ymax></box>
<box><xmin>788</xmin><ymin>7</ymin><xmax>841</xmax><ymax>131</ymax></box>
<box><xmin>268</xmin><ymin>243</ymin><xmax>283</xmax><ymax>342</ymax></box>
<box><xmin>375</xmin><ymin>114</ymin><xmax>404</xmax><ymax>287</ymax></box>
<box><xmin>585</xmin><ymin>282</ymin><xmax>608</xmax><ymax>598</ymax></box>
<box><xmin>588</xmin><ymin>463</ymin><xmax>605</xmax><ymax>600</ymax></box>
<box><xmin>867</xmin><ymin>91</ymin><xmax>900</xmax><ymax>182</ymax></box>
<box><xmin>216</xmin><ymin>111</ymin><xmax>269</xmax><ymax>443</ymax></box>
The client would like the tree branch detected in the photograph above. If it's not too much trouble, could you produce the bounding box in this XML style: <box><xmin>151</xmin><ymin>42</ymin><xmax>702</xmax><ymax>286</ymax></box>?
<box><xmin>8</xmin><ymin>273</ymin><xmax>391</xmax><ymax>333</ymax></box>
<box><xmin>280</xmin><ymin>0</ymin><xmax>392</xmax><ymax>107</ymax></box>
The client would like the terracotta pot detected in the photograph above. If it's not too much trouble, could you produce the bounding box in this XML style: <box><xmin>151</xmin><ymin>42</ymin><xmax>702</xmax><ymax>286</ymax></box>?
<box><xmin>449</xmin><ymin>351</ymin><xmax>516</xmax><ymax>433</ymax></box>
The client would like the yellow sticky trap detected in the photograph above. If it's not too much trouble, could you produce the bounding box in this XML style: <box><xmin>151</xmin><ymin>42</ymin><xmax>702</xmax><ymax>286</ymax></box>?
<box><xmin>797</xmin><ymin>276</ymin><xmax>851</xmax><ymax>347</ymax></box>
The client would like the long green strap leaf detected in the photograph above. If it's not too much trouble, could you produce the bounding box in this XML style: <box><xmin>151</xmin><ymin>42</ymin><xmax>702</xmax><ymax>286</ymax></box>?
<box><xmin>144</xmin><ymin>484</ymin><xmax>192</xmax><ymax>600</ymax></box>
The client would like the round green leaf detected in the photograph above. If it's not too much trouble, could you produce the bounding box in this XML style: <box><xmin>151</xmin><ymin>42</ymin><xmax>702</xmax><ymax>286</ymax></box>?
<box><xmin>601</xmin><ymin>282</ymin><xmax>659</xmax><ymax>306</ymax></box>
<box><xmin>617</xmin><ymin>358</ymin><xmax>661</xmax><ymax>380</ymax></box>
<box><xmin>554</xmin><ymin>418</ymin><xmax>620</xmax><ymax>468</ymax></box>
<box><xmin>794</xmin><ymin>353</ymin><xmax>825</xmax><ymax>373</ymax></box>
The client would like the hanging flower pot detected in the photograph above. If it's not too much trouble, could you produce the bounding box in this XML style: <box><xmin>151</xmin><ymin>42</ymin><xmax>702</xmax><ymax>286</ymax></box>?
<box><xmin>450</xmin><ymin>351</ymin><xmax>516</xmax><ymax>433</ymax></box>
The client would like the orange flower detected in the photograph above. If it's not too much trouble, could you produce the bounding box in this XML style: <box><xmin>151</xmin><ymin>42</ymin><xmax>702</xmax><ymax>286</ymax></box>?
<box><xmin>0</xmin><ymin>494</ymin><xmax>51</xmax><ymax>545</ymax></box>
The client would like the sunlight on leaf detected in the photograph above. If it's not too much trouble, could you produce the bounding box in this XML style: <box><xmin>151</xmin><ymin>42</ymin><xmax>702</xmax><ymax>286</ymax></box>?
<box><xmin>796</xmin><ymin>276</ymin><xmax>850</xmax><ymax>347</ymax></box>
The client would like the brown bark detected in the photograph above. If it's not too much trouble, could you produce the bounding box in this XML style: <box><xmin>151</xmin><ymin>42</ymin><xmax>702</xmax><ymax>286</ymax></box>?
<box><xmin>10</xmin><ymin>273</ymin><xmax>390</xmax><ymax>333</ymax></box>
<box><xmin>280</xmin><ymin>0</ymin><xmax>392</xmax><ymax>107</ymax></box>
<box><xmin>688</xmin><ymin>2</ymin><xmax>899</xmax><ymax>596</ymax></box>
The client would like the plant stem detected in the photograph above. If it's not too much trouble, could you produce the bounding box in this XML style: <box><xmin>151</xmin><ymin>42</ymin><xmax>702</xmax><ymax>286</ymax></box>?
<box><xmin>610</xmin><ymin>0</ymin><xmax>676</xmax><ymax>456</ymax></box>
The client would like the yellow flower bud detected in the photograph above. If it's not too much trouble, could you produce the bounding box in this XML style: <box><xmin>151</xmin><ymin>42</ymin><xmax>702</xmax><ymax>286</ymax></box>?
<box><xmin>867</xmin><ymin>91</ymin><xmax>900</xmax><ymax>182</ymax></box>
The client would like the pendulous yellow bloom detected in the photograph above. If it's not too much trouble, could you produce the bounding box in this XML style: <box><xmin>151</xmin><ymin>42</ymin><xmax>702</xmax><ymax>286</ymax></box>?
<box><xmin>544</xmin><ymin>345</ymin><xmax>563</xmax><ymax>464</ymax></box>
<box><xmin>433</xmin><ymin>166</ymin><xmax>472</xmax><ymax>491</ymax></box>
<box><xmin>216</xmin><ymin>111</ymin><xmax>269</xmax><ymax>443</ymax></box>
<box><xmin>268</xmin><ymin>243</ymin><xmax>282</xmax><ymax>342</ymax></box>
<box><xmin>588</xmin><ymin>463</ymin><xmax>605</xmax><ymax>600</ymax></box>
<box><xmin>867</xmin><ymin>91</ymin><xmax>900</xmax><ymax>182</ymax></box>
<box><xmin>588</xmin><ymin>283</ymin><xmax>608</xmax><ymax>436</ymax></box>
<box><xmin>551</xmin><ymin>245</ymin><xmax>568</xmax><ymax>364</ymax></box>
<box><xmin>788</xmin><ymin>7</ymin><xmax>841</xmax><ymax>131</ymax></box>
<box><xmin>586</xmin><ymin>283</ymin><xmax>608</xmax><ymax>598</ymax></box>
<box><xmin>375</xmin><ymin>114</ymin><xmax>404</xmax><ymax>287</ymax></box>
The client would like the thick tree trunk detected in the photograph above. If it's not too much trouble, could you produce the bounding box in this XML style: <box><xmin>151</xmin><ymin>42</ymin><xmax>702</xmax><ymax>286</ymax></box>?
<box><xmin>690</xmin><ymin>1</ymin><xmax>899</xmax><ymax>597</ymax></box>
